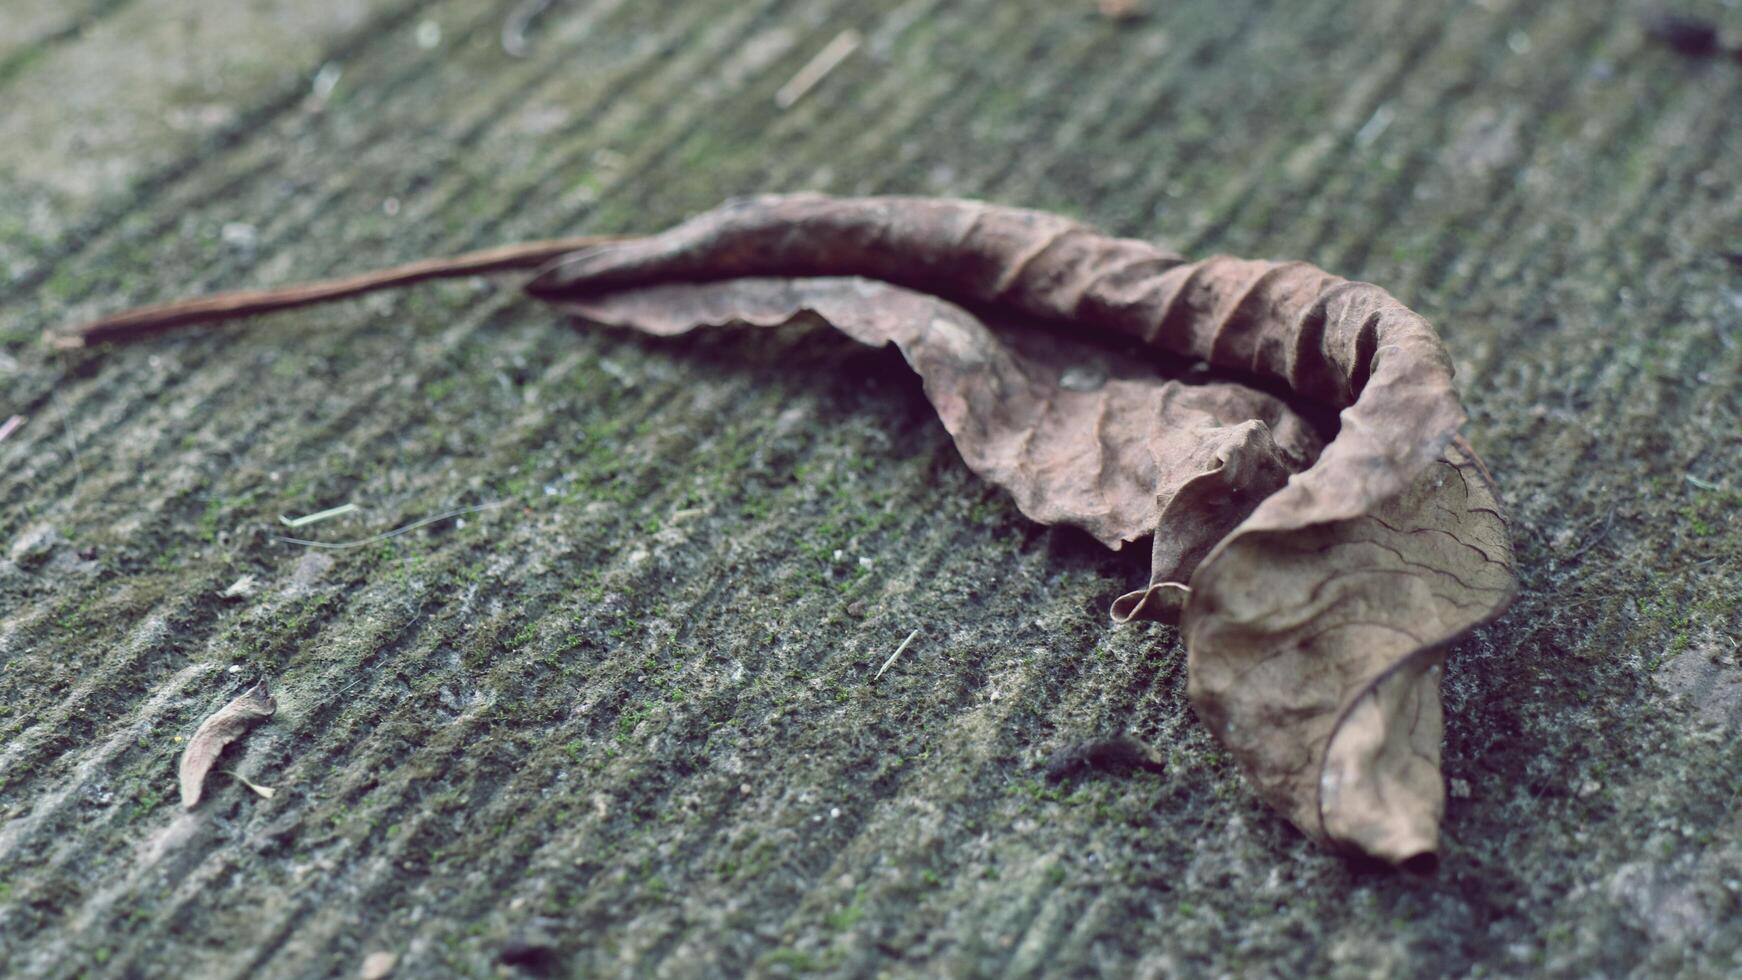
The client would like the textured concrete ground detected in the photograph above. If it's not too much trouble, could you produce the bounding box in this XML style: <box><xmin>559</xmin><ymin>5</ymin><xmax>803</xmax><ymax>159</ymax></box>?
<box><xmin>2</xmin><ymin>0</ymin><xmax>1740</xmax><ymax>976</ymax></box>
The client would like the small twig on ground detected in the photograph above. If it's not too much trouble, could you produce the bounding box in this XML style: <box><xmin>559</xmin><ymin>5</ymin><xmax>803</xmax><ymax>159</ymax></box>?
<box><xmin>0</xmin><ymin>415</ymin><xmax>23</xmax><ymax>445</ymax></box>
<box><xmin>279</xmin><ymin>502</ymin><xmax>359</xmax><ymax>528</ymax></box>
<box><xmin>274</xmin><ymin>501</ymin><xmax>509</xmax><ymax>551</ymax></box>
<box><xmin>774</xmin><ymin>29</ymin><xmax>861</xmax><ymax>110</ymax></box>
<box><xmin>46</xmin><ymin>237</ymin><xmax>614</xmax><ymax>349</ymax></box>
<box><xmin>875</xmin><ymin>628</ymin><xmax>921</xmax><ymax>680</ymax></box>
<box><xmin>502</xmin><ymin>0</ymin><xmax>555</xmax><ymax>58</ymax></box>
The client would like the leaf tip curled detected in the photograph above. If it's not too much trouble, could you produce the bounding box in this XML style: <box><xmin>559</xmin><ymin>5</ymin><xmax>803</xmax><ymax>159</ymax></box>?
<box><xmin>1109</xmin><ymin>582</ymin><xmax>1188</xmax><ymax>625</ymax></box>
<box><xmin>1315</xmin><ymin>654</ymin><xmax>1449</xmax><ymax>869</ymax></box>
<box><xmin>178</xmin><ymin>678</ymin><xmax>278</xmax><ymax>810</ymax></box>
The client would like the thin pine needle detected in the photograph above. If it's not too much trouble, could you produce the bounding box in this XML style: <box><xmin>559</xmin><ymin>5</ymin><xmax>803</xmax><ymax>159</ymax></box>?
<box><xmin>278</xmin><ymin>502</ymin><xmax>359</xmax><ymax>527</ymax></box>
<box><xmin>774</xmin><ymin>30</ymin><xmax>861</xmax><ymax>109</ymax></box>
<box><xmin>274</xmin><ymin>501</ymin><xmax>509</xmax><ymax>550</ymax></box>
<box><xmin>875</xmin><ymin>628</ymin><xmax>921</xmax><ymax>680</ymax></box>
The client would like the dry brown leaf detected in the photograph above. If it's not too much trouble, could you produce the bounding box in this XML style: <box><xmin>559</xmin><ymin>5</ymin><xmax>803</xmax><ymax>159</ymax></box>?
<box><xmin>59</xmin><ymin>193</ymin><xmax>1516</xmax><ymax>869</ymax></box>
<box><xmin>531</xmin><ymin>194</ymin><xmax>1516</xmax><ymax>867</ymax></box>
<box><xmin>179</xmin><ymin>679</ymin><xmax>277</xmax><ymax>809</ymax></box>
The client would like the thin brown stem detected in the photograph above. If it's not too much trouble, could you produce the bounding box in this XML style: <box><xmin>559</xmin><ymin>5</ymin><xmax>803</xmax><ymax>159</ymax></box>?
<box><xmin>46</xmin><ymin>236</ymin><xmax>618</xmax><ymax>349</ymax></box>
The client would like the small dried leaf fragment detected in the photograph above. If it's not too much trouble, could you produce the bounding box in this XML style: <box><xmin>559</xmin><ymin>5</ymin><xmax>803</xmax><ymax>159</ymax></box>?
<box><xmin>180</xmin><ymin>679</ymin><xmax>277</xmax><ymax>809</ymax></box>
<box><xmin>224</xmin><ymin>769</ymin><xmax>278</xmax><ymax>800</ymax></box>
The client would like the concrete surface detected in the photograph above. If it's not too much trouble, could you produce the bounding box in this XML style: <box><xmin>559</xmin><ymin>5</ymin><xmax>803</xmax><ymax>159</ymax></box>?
<box><xmin>1</xmin><ymin>0</ymin><xmax>1739</xmax><ymax>976</ymax></box>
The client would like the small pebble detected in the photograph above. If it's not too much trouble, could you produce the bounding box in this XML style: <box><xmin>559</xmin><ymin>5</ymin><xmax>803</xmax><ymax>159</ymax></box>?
<box><xmin>359</xmin><ymin>950</ymin><xmax>397</xmax><ymax>979</ymax></box>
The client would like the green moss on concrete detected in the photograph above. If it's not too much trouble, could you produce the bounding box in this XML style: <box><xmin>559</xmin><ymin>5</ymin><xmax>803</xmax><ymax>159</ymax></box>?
<box><xmin>3</xmin><ymin>0</ymin><xmax>1742</xmax><ymax>977</ymax></box>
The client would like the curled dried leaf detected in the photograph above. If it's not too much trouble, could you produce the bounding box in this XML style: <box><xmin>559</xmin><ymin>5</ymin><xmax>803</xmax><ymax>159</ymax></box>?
<box><xmin>533</xmin><ymin>194</ymin><xmax>1516</xmax><ymax>866</ymax></box>
<box><xmin>180</xmin><ymin>679</ymin><xmax>277</xmax><ymax>809</ymax></box>
<box><xmin>56</xmin><ymin>193</ymin><xmax>1516</xmax><ymax>868</ymax></box>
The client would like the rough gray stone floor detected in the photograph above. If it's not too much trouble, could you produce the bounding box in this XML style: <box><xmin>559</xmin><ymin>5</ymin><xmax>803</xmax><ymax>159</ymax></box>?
<box><xmin>1</xmin><ymin>0</ymin><xmax>1739</xmax><ymax>976</ymax></box>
